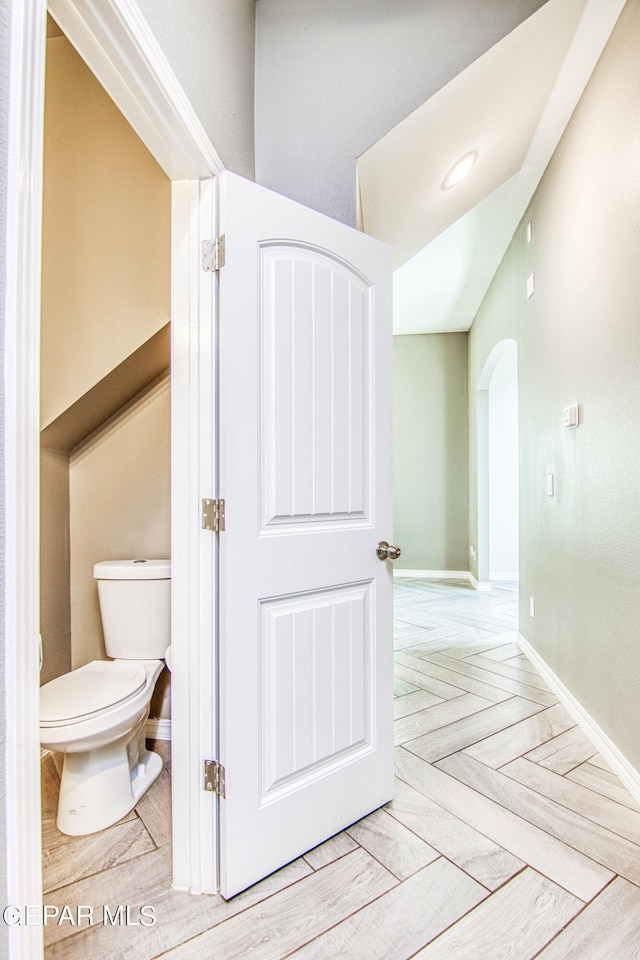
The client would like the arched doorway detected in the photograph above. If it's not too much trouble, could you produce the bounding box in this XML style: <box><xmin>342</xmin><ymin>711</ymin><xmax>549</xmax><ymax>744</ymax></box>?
<box><xmin>477</xmin><ymin>339</ymin><xmax>519</xmax><ymax>586</ymax></box>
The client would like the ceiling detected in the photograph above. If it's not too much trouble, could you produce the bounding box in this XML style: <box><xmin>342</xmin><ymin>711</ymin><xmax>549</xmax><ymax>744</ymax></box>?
<box><xmin>357</xmin><ymin>0</ymin><xmax>625</xmax><ymax>335</ymax></box>
<box><xmin>254</xmin><ymin>0</ymin><xmax>549</xmax><ymax>228</ymax></box>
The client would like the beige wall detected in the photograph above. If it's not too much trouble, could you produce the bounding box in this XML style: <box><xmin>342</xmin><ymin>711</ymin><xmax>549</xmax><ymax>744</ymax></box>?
<box><xmin>469</xmin><ymin>0</ymin><xmax>640</xmax><ymax>765</ymax></box>
<box><xmin>40</xmin><ymin>448</ymin><xmax>71</xmax><ymax>684</ymax></box>
<box><xmin>394</xmin><ymin>334</ymin><xmax>469</xmax><ymax>572</ymax></box>
<box><xmin>40</xmin><ymin>31</ymin><xmax>172</xmax><ymax>712</ymax></box>
<box><xmin>69</xmin><ymin>377</ymin><xmax>171</xmax><ymax>716</ymax></box>
<box><xmin>41</xmin><ymin>35</ymin><xmax>171</xmax><ymax>428</ymax></box>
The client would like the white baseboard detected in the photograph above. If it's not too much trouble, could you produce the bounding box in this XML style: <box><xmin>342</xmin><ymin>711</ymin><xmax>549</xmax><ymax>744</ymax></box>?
<box><xmin>490</xmin><ymin>572</ymin><xmax>519</xmax><ymax>582</ymax></box>
<box><xmin>393</xmin><ymin>569</ymin><xmax>494</xmax><ymax>592</ymax></box>
<box><xmin>146</xmin><ymin>718</ymin><xmax>172</xmax><ymax>741</ymax></box>
<box><xmin>467</xmin><ymin>572</ymin><xmax>492</xmax><ymax>592</ymax></box>
<box><xmin>394</xmin><ymin>569</ymin><xmax>474</xmax><ymax>583</ymax></box>
<box><xmin>518</xmin><ymin>633</ymin><xmax>640</xmax><ymax>807</ymax></box>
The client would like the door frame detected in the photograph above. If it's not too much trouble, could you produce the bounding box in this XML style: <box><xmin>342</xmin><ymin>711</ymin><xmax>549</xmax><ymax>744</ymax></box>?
<box><xmin>5</xmin><ymin>0</ymin><xmax>223</xmax><ymax>951</ymax></box>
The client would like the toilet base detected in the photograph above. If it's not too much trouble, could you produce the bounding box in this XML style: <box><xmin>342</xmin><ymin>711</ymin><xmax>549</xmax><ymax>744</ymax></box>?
<box><xmin>55</xmin><ymin>713</ymin><xmax>163</xmax><ymax>836</ymax></box>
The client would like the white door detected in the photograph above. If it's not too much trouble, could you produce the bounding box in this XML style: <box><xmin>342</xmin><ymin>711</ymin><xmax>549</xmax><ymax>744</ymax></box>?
<box><xmin>217</xmin><ymin>171</ymin><xmax>395</xmax><ymax>898</ymax></box>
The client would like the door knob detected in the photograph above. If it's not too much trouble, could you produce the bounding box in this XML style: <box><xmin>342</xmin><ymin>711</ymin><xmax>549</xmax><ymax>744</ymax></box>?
<box><xmin>377</xmin><ymin>541</ymin><xmax>401</xmax><ymax>561</ymax></box>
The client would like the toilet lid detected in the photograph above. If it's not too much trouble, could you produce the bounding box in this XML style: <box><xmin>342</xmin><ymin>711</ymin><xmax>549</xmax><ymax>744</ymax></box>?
<box><xmin>40</xmin><ymin>661</ymin><xmax>147</xmax><ymax>724</ymax></box>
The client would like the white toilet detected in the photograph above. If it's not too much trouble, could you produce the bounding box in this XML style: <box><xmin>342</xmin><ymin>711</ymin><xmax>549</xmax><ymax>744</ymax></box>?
<box><xmin>40</xmin><ymin>559</ymin><xmax>170</xmax><ymax>836</ymax></box>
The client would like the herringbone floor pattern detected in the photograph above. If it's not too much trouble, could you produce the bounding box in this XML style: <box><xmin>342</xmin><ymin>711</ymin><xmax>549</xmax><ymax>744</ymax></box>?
<box><xmin>41</xmin><ymin>579</ymin><xmax>640</xmax><ymax>958</ymax></box>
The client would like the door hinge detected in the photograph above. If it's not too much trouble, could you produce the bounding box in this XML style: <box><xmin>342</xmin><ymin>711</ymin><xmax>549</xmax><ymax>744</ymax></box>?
<box><xmin>202</xmin><ymin>235</ymin><xmax>225</xmax><ymax>272</ymax></box>
<box><xmin>203</xmin><ymin>759</ymin><xmax>226</xmax><ymax>797</ymax></box>
<box><xmin>202</xmin><ymin>498</ymin><xmax>225</xmax><ymax>532</ymax></box>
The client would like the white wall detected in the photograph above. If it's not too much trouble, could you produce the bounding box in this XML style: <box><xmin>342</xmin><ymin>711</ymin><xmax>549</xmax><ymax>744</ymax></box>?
<box><xmin>488</xmin><ymin>342</ymin><xmax>519</xmax><ymax>579</ymax></box>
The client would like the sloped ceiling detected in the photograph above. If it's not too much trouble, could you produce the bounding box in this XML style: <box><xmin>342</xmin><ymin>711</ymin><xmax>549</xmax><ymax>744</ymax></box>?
<box><xmin>358</xmin><ymin>0</ymin><xmax>586</xmax><ymax>268</ymax></box>
<box><xmin>255</xmin><ymin>0</ymin><xmax>549</xmax><ymax>228</ymax></box>
<box><xmin>357</xmin><ymin>0</ymin><xmax>626</xmax><ymax>334</ymax></box>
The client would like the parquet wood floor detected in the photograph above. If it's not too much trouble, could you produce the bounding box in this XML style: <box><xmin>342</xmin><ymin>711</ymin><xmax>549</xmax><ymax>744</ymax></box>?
<box><xmin>41</xmin><ymin>579</ymin><xmax>640</xmax><ymax>958</ymax></box>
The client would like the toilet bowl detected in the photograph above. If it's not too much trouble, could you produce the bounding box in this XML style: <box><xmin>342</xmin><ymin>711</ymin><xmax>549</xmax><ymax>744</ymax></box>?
<box><xmin>40</xmin><ymin>559</ymin><xmax>170</xmax><ymax>836</ymax></box>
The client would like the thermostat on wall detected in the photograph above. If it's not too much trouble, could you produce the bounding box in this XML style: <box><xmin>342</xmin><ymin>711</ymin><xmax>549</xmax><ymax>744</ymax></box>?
<box><xmin>562</xmin><ymin>403</ymin><xmax>579</xmax><ymax>428</ymax></box>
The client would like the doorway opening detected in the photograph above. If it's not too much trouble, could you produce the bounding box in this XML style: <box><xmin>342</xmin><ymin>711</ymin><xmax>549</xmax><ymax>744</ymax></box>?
<box><xmin>7</xmin><ymin>0</ymin><xmax>226</xmax><ymax>933</ymax></box>
<box><xmin>477</xmin><ymin>339</ymin><xmax>519</xmax><ymax>587</ymax></box>
<box><xmin>39</xmin><ymin>11</ymin><xmax>173</xmax><ymax>884</ymax></box>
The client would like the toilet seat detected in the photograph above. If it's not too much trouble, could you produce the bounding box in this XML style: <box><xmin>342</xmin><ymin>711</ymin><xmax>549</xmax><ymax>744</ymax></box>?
<box><xmin>40</xmin><ymin>660</ymin><xmax>147</xmax><ymax>727</ymax></box>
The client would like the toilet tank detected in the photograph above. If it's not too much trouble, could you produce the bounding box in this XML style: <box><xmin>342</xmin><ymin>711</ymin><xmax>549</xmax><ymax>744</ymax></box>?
<box><xmin>94</xmin><ymin>559</ymin><xmax>170</xmax><ymax>660</ymax></box>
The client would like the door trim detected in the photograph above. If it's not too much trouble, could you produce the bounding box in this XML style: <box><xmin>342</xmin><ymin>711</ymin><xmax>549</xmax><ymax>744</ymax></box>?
<box><xmin>5</xmin><ymin>1</ymin><xmax>223</xmax><ymax>948</ymax></box>
<box><xmin>4</xmin><ymin>3</ymin><xmax>48</xmax><ymax>957</ymax></box>
<box><xmin>170</xmin><ymin>177</ymin><xmax>219</xmax><ymax>894</ymax></box>
<box><xmin>48</xmin><ymin>0</ymin><xmax>224</xmax><ymax>180</ymax></box>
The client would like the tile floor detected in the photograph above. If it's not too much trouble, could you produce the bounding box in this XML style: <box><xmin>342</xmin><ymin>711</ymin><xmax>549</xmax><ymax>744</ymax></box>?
<box><xmin>41</xmin><ymin>579</ymin><xmax>640</xmax><ymax>958</ymax></box>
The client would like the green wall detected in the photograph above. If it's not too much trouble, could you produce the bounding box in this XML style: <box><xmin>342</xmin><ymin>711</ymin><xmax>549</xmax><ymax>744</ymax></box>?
<box><xmin>394</xmin><ymin>333</ymin><xmax>469</xmax><ymax>572</ymax></box>
<box><xmin>469</xmin><ymin>0</ymin><xmax>640</xmax><ymax>766</ymax></box>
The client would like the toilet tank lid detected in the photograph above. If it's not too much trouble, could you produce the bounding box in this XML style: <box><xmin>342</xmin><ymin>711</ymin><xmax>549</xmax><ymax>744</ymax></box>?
<box><xmin>93</xmin><ymin>559</ymin><xmax>171</xmax><ymax>580</ymax></box>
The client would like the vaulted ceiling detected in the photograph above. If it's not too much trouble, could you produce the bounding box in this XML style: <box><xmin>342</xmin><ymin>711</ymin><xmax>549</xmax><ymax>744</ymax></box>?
<box><xmin>255</xmin><ymin>0</ymin><xmax>625</xmax><ymax>335</ymax></box>
<box><xmin>358</xmin><ymin>0</ymin><xmax>624</xmax><ymax>333</ymax></box>
<box><xmin>254</xmin><ymin>0</ymin><xmax>550</xmax><ymax>227</ymax></box>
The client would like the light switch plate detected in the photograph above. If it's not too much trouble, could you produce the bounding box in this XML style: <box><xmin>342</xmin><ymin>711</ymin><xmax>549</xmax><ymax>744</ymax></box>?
<box><xmin>562</xmin><ymin>403</ymin><xmax>579</xmax><ymax>428</ymax></box>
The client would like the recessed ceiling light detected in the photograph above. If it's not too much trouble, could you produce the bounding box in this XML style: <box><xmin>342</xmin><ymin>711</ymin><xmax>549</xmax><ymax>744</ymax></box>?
<box><xmin>442</xmin><ymin>151</ymin><xmax>477</xmax><ymax>190</ymax></box>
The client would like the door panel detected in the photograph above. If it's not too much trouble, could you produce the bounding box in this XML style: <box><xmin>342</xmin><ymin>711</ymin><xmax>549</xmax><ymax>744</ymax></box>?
<box><xmin>261</xmin><ymin>580</ymin><xmax>373</xmax><ymax>797</ymax></box>
<box><xmin>260</xmin><ymin>244</ymin><xmax>371</xmax><ymax>528</ymax></box>
<box><xmin>218</xmin><ymin>171</ymin><xmax>393</xmax><ymax>898</ymax></box>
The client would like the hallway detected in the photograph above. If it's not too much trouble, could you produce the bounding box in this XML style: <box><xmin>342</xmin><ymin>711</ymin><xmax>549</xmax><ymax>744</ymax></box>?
<box><xmin>42</xmin><ymin>579</ymin><xmax>640</xmax><ymax>958</ymax></box>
